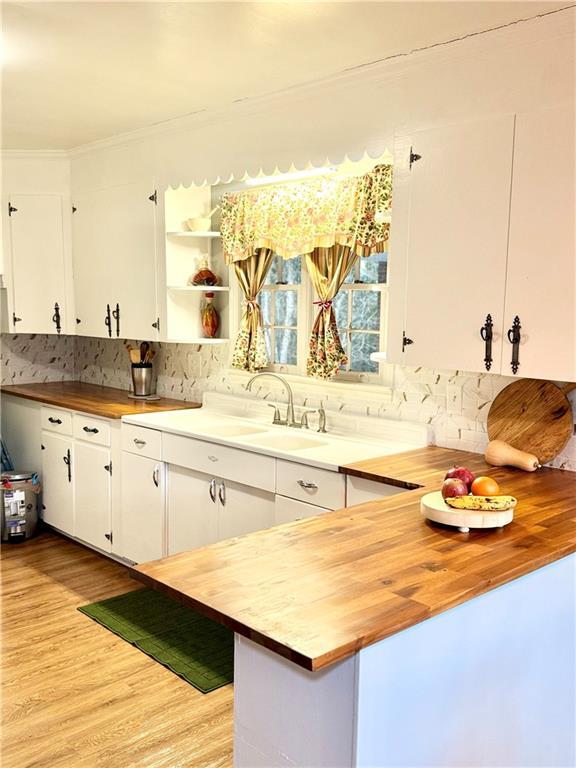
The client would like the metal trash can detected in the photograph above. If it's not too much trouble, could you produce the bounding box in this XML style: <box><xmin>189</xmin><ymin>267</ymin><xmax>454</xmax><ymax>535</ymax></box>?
<box><xmin>1</xmin><ymin>472</ymin><xmax>40</xmax><ymax>543</ymax></box>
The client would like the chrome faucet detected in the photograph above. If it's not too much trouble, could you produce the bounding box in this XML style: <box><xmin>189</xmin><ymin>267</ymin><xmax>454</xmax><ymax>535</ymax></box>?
<box><xmin>246</xmin><ymin>373</ymin><xmax>297</xmax><ymax>428</ymax></box>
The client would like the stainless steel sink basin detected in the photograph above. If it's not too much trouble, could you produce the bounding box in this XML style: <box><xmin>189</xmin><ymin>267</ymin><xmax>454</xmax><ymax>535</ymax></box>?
<box><xmin>244</xmin><ymin>434</ymin><xmax>328</xmax><ymax>451</ymax></box>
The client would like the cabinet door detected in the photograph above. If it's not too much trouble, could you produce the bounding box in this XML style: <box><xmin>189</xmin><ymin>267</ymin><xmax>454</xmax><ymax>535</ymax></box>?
<box><xmin>73</xmin><ymin>182</ymin><xmax>158</xmax><ymax>340</ymax></box>
<box><xmin>396</xmin><ymin>116</ymin><xmax>514</xmax><ymax>373</ymax></box>
<box><xmin>7</xmin><ymin>194</ymin><xmax>67</xmax><ymax>334</ymax></box>
<box><xmin>121</xmin><ymin>452</ymin><xmax>165</xmax><ymax>563</ymax></box>
<box><xmin>74</xmin><ymin>441</ymin><xmax>112</xmax><ymax>553</ymax></box>
<box><xmin>218</xmin><ymin>479</ymin><xmax>275</xmax><ymax>541</ymax></box>
<box><xmin>41</xmin><ymin>432</ymin><xmax>74</xmax><ymax>535</ymax></box>
<box><xmin>167</xmin><ymin>465</ymin><xmax>218</xmax><ymax>556</ymax></box>
<box><xmin>503</xmin><ymin>105</ymin><xmax>575</xmax><ymax>381</ymax></box>
<box><xmin>274</xmin><ymin>495</ymin><xmax>326</xmax><ymax>526</ymax></box>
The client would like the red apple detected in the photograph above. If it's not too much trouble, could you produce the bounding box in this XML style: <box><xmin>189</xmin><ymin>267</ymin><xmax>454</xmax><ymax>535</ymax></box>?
<box><xmin>445</xmin><ymin>465</ymin><xmax>475</xmax><ymax>491</ymax></box>
<box><xmin>441</xmin><ymin>478</ymin><xmax>469</xmax><ymax>500</ymax></box>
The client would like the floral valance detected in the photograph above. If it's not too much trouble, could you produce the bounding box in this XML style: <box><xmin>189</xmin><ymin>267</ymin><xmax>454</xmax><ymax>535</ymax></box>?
<box><xmin>220</xmin><ymin>164</ymin><xmax>392</xmax><ymax>264</ymax></box>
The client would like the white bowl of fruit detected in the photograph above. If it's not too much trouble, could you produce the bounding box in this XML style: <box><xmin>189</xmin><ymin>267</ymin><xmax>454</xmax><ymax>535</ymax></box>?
<box><xmin>421</xmin><ymin>466</ymin><xmax>517</xmax><ymax>533</ymax></box>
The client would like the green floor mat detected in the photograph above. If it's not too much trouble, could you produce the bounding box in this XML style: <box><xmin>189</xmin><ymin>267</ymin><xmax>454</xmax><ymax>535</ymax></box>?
<box><xmin>78</xmin><ymin>588</ymin><xmax>233</xmax><ymax>693</ymax></box>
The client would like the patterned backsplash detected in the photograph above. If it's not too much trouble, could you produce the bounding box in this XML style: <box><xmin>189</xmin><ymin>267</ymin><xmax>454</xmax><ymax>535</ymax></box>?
<box><xmin>2</xmin><ymin>333</ymin><xmax>575</xmax><ymax>471</ymax></box>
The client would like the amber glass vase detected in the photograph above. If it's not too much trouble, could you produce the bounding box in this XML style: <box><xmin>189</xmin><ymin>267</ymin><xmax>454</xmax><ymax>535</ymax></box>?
<box><xmin>201</xmin><ymin>292</ymin><xmax>219</xmax><ymax>338</ymax></box>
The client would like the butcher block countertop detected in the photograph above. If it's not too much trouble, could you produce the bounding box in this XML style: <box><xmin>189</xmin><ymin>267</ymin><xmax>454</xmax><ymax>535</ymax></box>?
<box><xmin>1</xmin><ymin>381</ymin><xmax>200</xmax><ymax>419</ymax></box>
<box><xmin>134</xmin><ymin>446</ymin><xmax>576</xmax><ymax>671</ymax></box>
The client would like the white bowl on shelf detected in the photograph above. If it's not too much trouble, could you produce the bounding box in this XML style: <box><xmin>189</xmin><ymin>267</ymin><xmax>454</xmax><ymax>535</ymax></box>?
<box><xmin>186</xmin><ymin>217</ymin><xmax>212</xmax><ymax>231</ymax></box>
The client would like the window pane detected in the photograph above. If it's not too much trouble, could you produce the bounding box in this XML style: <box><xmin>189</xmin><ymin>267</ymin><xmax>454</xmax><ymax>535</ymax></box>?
<box><xmin>260</xmin><ymin>290</ymin><xmax>272</xmax><ymax>325</ymax></box>
<box><xmin>264</xmin><ymin>327</ymin><xmax>272</xmax><ymax>359</ymax></box>
<box><xmin>352</xmin><ymin>290</ymin><xmax>380</xmax><ymax>330</ymax></box>
<box><xmin>332</xmin><ymin>291</ymin><xmax>348</xmax><ymax>328</ymax></box>
<box><xmin>264</xmin><ymin>257</ymin><xmax>279</xmax><ymax>285</ymax></box>
<box><xmin>359</xmin><ymin>252</ymin><xmax>388</xmax><ymax>284</ymax></box>
<box><xmin>275</xmin><ymin>290</ymin><xmax>297</xmax><ymax>326</ymax></box>
<box><xmin>350</xmin><ymin>333</ymin><xmax>379</xmax><ymax>373</ymax></box>
<box><xmin>283</xmin><ymin>256</ymin><xmax>302</xmax><ymax>285</ymax></box>
<box><xmin>275</xmin><ymin>328</ymin><xmax>297</xmax><ymax>365</ymax></box>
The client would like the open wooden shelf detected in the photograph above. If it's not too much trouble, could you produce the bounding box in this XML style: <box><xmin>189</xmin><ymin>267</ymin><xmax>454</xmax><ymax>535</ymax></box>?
<box><xmin>167</xmin><ymin>285</ymin><xmax>230</xmax><ymax>292</ymax></box>
<box><xmin>166</xmin><ymin>231</ymin><xmax>221</xmax><ymax>239</ymax></box>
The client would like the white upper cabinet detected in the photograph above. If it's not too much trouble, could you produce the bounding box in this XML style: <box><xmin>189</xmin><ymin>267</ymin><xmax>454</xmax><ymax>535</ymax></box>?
<box><xmin>389</xmin><ymin>115</ymin><xmax>514</xmax><ymax>373</ymax></box>
<box><xmin>72</xmin><ymin>181</ymin><xmax>159</xmax><ymax>340</ymax></box>
<box><xmin>5</xmin><ymin>194</ymin><xmax>72</xmax><ymax>335</ymax></box>
<box><xmin>503</xmin><ymin>105</ymin><xmax>575</xmax><ymax>382</ymax></box>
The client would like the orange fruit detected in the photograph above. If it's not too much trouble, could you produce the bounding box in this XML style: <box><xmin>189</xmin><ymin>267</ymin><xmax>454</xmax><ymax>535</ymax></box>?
<box><xmin>471</xmin><ymin>476</ymin><xmax>500</xmax><ymax>496</ymax></box>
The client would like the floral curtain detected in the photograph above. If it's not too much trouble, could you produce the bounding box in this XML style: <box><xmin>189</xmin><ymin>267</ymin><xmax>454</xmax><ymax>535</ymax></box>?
<box><xmin>305</xmin><ymin>246</ymin><xmax>359</xmax><ymax>379</ymax></box>
<box><xmin>231</xmin><ymin>248</ymin><xmax>274</xmax><ymax>372</ymax></box>
<box><xmin>220</xmin><ymin>164</ymin><xmax>392</xmax><ymax>263</ymax></box>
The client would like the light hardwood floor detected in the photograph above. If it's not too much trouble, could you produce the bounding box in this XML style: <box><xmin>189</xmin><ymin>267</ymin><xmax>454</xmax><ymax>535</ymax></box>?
<box><xmin>1</xmin><ymin>531</ymin><xmax>233</xmax><ymax>768</ymax></box>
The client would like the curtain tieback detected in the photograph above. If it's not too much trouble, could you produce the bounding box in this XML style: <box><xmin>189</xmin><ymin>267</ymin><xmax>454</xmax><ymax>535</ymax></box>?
<box><xmin>245</xmin><ymin>299</ymin><xmax>259</xmax><ymax>310</ymax></box>
<box><xmin>313</xmin><ymin>300</ymin><xmax>333</xmax><ymax>311</ymax></box>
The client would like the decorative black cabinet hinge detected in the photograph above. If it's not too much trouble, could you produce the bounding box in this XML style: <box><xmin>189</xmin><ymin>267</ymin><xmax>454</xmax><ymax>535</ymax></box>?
<box><xmin>76</xmin><ymin>318</ymin><xmax>82</xmax><ymax>324</ymax></box>
<box><xmin>148</xmin><ymin>190</ymin><xmax>157</xmax><ymax>205</ymax></box>
<box><xmin>104</xmin><ymin>532</ymin><xmax>113</xmax><ymax>544</ymax></box>
<box><xmin>409</xmin><ymin>149</ymin><xmax>422</xmax><ymax>169</ymax></box>
<box><xmin>41</xmin><ymin>444</ymin><xmax>45</xmax><ymax>451</ymax></box>
<box><xmin>104</xmin><ymin>462</ymin><xmax>112</xmax><ymax>475</ymax></box>
<box><xmin>507</xmin><ymin>315</ymin><xmax>522</xmax><ymax>374</ymax></box>
<box><xmin>8</xmin><ymin>203</ymin><xmax>17</xmax><ymax>216</ymax></box>
<box><xmin>12</xmin><ymin>313</ymin><xmax>22</xmax><ymax>325</ymax></box>
<box><xmin>152</xmin><ymin>318</ymin><xmax>160</xmax><ymax>331</ymax></box>
<box><xmin>480</xmin><ymin>314</ymin><xmax>494</xmax><ymax>371</ymax></box>
<box><xmin>72</xmin><ymin>206</ymin><xmax>77</xmax><ymax>213</ymax></box>
<box><xmin>402</xmin><ymin>332</ymin><xmax>414</xmax><ymax>352</ymax></box>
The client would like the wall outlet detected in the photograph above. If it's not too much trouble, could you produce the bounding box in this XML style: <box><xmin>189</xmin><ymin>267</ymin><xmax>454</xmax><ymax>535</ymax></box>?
<box><xmin>446</xmin><ymin>384</ymin><xmax>462</xmax><ymax>414</ymax></box>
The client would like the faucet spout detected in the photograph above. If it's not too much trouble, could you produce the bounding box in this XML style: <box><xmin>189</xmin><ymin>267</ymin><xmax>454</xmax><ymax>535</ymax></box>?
<box><xmin>246</xmin><ymin>372</ymin><xmax>297</xmax><ymax>427</ymax></box>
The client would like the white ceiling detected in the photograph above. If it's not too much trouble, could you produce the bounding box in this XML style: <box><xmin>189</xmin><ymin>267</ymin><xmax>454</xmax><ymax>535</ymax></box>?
<box><xmin>1</xmin><ymin>1</ymin><xmax>570</xmax><ymax>150</ymax></box>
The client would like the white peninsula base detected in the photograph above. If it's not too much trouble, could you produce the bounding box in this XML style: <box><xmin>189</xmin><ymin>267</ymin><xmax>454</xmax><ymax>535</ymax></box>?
<box><xmin>234</xmin><ymin>554</ymin><xmax>576</xmax><ymax>767</ymax></box>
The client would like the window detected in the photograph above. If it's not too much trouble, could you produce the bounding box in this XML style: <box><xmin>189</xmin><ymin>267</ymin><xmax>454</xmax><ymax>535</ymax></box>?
<box><xmin>251</xmin><ymin>251</ymin><xmax>387</xmax><ymax>376</ymax></box>
<box><xmin>260</xmin><ymin>256</ymin><xmax>302</xmax><ymax>368</ymax></box>
<box><xmin>334</xmin><ymin>252</ymin><xmax>388</xmax><ymax>374</ymax></box>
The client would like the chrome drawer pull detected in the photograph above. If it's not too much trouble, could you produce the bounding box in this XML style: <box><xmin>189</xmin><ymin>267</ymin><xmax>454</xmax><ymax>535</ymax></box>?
<box><xmin>297</xmin><ymin>480</ymin><xmax>318</xmax><ymax>490</ymax></box>
<box><xmin>209</xmin><ymin>478</ymin><xmax>217</xmax><ymax>503</ymax></box>
<box><xmin>83</xmin><ymin>426</ymin><xmax>99</xmax><ymax>434</ymax></box>
<box><xmin>218</xmin><ymin>481</ymin><xmax>226</xmax><ymax>506</ymax></box>
<box><xmin>48</xmin><ymin>417</ymin><xmax>62</xmax><ymax>425</ymax></box>
<box><xmin>208</xmin><ymin>455</ymin><xmax>218</xmax><ymax>463</ymax></box>
<box><xmin>133</xmin><ymin>438</ymin><xmax>146</xmax><ymax>447</ymax></box>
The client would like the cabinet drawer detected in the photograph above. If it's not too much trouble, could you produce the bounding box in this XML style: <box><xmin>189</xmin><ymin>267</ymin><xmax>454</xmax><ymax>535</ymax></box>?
<box><xmin>163</xmin><ymin>433</ymin><xmax>275</xmax><ymax>493</ymax></box>
<box><xmin>274</xmin><ymin>495</ymin><xmax>327</xmax><ymax>526</ymax></box>
<box><xmin>73</xmin><ymin>414</ymin><xmax>111</xmax><ymax>446</ymax></box>
<box><xmin>346</xmin><ymin>475</ymin><xmax>406</xmax><ymax>507</ymax></box>
<box><xmin>276</xmin><ymin>460</ymin><xmax>345</xmax><ymax>510</ymax></box>
<box><xmin>121</xmin><ymin>424</ymin><xmax>162</xmax><ymax>460</ymax></box>
<box><xmin>41</xmin><ymin>406</ymin><xmax>72</xmax><ymax>435</ymax></box>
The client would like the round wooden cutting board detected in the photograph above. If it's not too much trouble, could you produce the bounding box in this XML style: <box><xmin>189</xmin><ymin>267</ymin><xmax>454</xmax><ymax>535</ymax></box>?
<box><xmin>487</xmin><ymin>379</ymin><xmax>576</xmax><ymax>464</ymax></box>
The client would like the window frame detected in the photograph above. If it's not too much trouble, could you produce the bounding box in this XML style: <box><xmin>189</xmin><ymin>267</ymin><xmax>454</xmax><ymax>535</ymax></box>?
<box><xmin>229</xmin><ymin>253</ymin><xmax>388</xmax><ymax>382</ymax></box>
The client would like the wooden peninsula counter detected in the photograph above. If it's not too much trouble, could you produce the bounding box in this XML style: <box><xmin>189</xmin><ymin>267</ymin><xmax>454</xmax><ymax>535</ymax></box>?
<box><xmin>135</xmin><ymin>447</ymin><xmax>576</xmax><ymax>768</ymax></box>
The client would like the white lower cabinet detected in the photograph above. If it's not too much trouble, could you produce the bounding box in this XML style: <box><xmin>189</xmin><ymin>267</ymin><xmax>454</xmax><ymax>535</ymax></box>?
<box><xmin>167</xmin><ymin>466</ymin><xmax>218</xmax><ymax>556</ymax></box>
<box><xmin>346</xmin><ymin>475</ymin><xmax>407</xmax><ymax>507</ymax></box>
<box><xmin>167</xmin><ymin>464</ymin><xmax>275</xmax><ymax>556</ymax></box>
<box><xmin>274</xmin><ymin>495</ymin><xmax>327</xmax><ymax>525</ymax></box>
<box><xmin>41</xmin><ymin>432</ymin><xmax>74</xmax><ymax>535</ymax></box>
<box><xmin>74</xmin><ymin>441</ymin><xmax>112</xmax><ymax>553</ymax></box>
<box><xmin>219</xmin><ymin>479</ymin><xmax>276</xmax><ymax>541</ymax></box>
<box><xmin>120</xmin><ymin>452</ymin><xmax>165</xmax><ymax>563</ymax></box>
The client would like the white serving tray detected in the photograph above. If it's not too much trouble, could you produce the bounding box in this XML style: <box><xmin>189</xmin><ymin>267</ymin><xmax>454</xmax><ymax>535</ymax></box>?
<box><xmin>420</xmin><ymin>491</ymin><xmax>515</xmax><ymax>533</ymax></box>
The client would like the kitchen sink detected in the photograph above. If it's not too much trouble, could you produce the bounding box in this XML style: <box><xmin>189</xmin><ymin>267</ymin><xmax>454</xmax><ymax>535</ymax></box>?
<box><xmin>244</xmin><ymin>434</ymin><xmax>328</xmax><ymax>451</ymax></box>
<box><xmin>206</xmin><ymin>423</ymin><xmax>269</xmax><ymax>438</ymax></box>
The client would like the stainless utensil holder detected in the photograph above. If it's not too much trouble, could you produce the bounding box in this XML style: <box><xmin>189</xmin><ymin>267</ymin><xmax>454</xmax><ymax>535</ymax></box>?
<box><xmin>131</xmin><ymin>363</ymin><xmax>154</xmax><ymax>397</ymax></box>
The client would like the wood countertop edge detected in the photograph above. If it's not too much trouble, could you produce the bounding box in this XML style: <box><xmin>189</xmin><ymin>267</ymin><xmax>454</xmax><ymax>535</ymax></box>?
<box><xmin>338</xmin><ymin>465</ymin><xmax>422</xmax><ymax>490</ymax></box>
<box><xmin>1</xmin><ymin>382</ymin><xmax>200</xmax><ymax>418</ymax></box>
<box><xmin>134</xmin><ymin>538</ymin><xmax>576</xmax><ymax>672</ymax></box>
